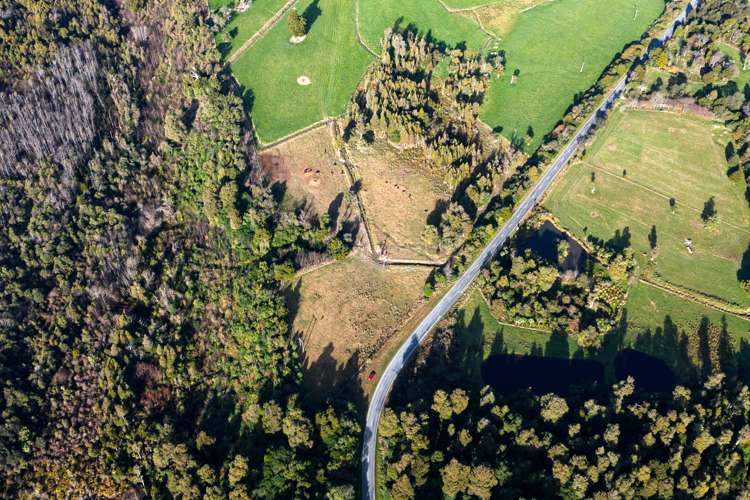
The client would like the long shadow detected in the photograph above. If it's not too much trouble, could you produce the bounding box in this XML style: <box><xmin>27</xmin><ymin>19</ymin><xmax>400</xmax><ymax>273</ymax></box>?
<box><xmin>218</xmin><ymin>27</ymin><xmax>239</xmax><ymax>59</ymax></box>
<box><xmin>586</xmin><ymin>226</ymin><xmax>631</xmax><ymax>255</ymax></box>
<box><xmin>629</xmin><ymin>314</ymin><xmax>739</xmax><ymax>385</ymax></box>
<box><xmin>426</xmin><ymin>199</ymin><xmax>449</xmax><ymax>227</ymax></box>
<box><xmin>390</xmin><ymin>308</ymin><xmax>487</xmax><ymax>407</ymax></box>
<box><xmin>302</xmin><ymin>0</ymin><xmax>322</xmax><ymax>33</ymax></box>
<box><xmin>738</xmin><ymin>338</ymin><xmax>750</xmax><ymax>385</ymax></box>
<box><xmin>302</xmin><ymin>342</ymin><xmax>367</xmax><ymax>413</ymax></box>
<box><xmin>327</xmin><ymin>192</ymin><xmax>344</xmax><ymax>225</ymax></box>
<box><xmin>737</xmin><ymin>240</ymin><xmax>750</xmax><ymax>283</ymax></box>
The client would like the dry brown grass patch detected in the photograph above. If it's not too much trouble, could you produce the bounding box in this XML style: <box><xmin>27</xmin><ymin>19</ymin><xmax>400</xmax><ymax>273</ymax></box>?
<box><xmin>289</xmin><ymin>252</ymin><xmax>431</xmax><ymax>399</ymax></box>
<box><xmin>351</xmin><ymin>143</ymin><xmax>448</xmax><ymax>261</ymax></box>
<box><xmin>473</xmin><ymin>0</ymin><xmax>556</xmax><ymax>38</ymax></box>
<box><xmin>260</xmin><ymin>126</ymin><xmax>347</xmax><ymax>216</ymax></box>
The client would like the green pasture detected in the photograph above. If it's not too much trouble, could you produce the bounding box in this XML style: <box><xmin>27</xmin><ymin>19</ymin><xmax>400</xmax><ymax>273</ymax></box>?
<box><xmin>210</xmin><ymin>0</ymin><xmax>234</xmax><ymax>9</ymax></box>
<box><xmin>440</xmin><ymin>0</ymin><xmax>502</xmax><ymax>8</ymax></box>
<box><xmin>358</xmin><ymin>0</ymin><xmax>489</xmax><ymax>52</ymax></box>
<box><xmin>480</xmin><ymin>0</ymin><xmax>665</xmax><ymax>151</ymax></box>
<box><xmin>624</xmin><ymin>281</ymin><xmax>750</xmax><ymax>347</ymax></box>
<box><xmin>545</xmin><ymin>108</ymin><xmax>750</xmax><ymax>306</ymax></box>
<box><xmin>231</xmin><ymin>0</ymin><xmax>372</xmax><ymax>143</ymax></box>
<box><xmin>216</xmin><ymin>0</ymin><xmax>289</xmax><ymax>58</ymax></box>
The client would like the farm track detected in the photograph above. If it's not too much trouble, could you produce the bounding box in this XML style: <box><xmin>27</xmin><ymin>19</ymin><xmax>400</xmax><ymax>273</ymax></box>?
<box><xmin>354</xmin><ymin>0</ymin><xmax>379</xmax><ymax>56</ymax></box>
<box><xmin>361</xmin><ymin>1</ymin><xmax>702</xmax><ymax>497</ymax></box>
<box><xmin>226</xmin><ymin>0</ymin><xmax>298</xmax><ymax>65</ymax></box>
<box><xmin>330</xmin><ymin>122</ymin><xmax>380</xmax><ymax>257</ymax></box>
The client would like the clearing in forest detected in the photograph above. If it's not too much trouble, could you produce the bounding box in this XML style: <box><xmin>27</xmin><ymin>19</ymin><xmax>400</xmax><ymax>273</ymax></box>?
<box><xmin>479</xmin><ymin>0</ymin><xmax>664</xmax><ymax>151</ymax></box>
<box><xmin>351</xmin><ymin>143</ymin><xmax>449</xmax><ymax>261</ymax></box>
<box><xmin>545</xmin><ymin>107</ymin><xmax>750</xmax><ymax>307</ymax></box>
<box><xmin>289</xmin><ymin>253</ymin><xmax>431</xmax><ymax>401</ymax></box>
<box><xmin>231</xmin><ymin>0</ymin><xmax>371</xmax><ymax>143</ymax></box>
<box><xmin>259</xmin><ymin>126</ymin><xmax>348</xmax><ymax>217</ymax></box>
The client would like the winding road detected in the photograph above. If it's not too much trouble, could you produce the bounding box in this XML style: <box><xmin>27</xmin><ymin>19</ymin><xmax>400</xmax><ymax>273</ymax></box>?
<box><xmin>360</xmin><ymin>1</ymin><xmax>700</xmax><ymax>498</ymax></box>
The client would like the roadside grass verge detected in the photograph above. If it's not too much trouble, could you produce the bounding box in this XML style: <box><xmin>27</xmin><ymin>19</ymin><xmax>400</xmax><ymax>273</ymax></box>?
<box><xmin>216</xmin><ymin>0</ymin><xmax>289</xmax><ymax>59</ymax></box>
<box><xmin>479</xmin><ymin>0</ymin><xmax>664</xmax><ymax>151</ymax></box>
<box><xmin>545</xmin><ymin>108</ymin><xmax>750</xmax><ymax>307</ymax></box>
<box><xmin>231</xmin><ymin>0</ymin><xmax>371</xmax><ymax>143</ymax></box>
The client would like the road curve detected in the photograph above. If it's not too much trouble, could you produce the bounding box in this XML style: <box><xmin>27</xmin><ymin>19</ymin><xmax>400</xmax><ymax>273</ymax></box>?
<box><xmin>361</xmin><ymin>1</ymin><xmax>700</xmax><ymax>498</ymax></box>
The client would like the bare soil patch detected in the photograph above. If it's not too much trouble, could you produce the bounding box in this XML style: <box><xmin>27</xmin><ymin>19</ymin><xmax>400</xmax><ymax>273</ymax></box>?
<box><xmin>260</xmin><ymin>126</ymin><xmax>347</xmax><ymax>216</ymax></box>
<box><xmin>350</xmin><ymin>142</ymin><xmax>449</xmax><ymax>261</ymax></box>
<box><xmin>289</xmin><ymin>252</ymin><xmax>431</xmax><ymax>401</ymax></box>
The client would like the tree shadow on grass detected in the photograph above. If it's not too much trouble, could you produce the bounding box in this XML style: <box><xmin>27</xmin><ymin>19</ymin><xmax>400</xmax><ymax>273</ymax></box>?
<box><xmin>242</xmin><ymin>87</ymin><xmax>255</xmax><ymax>115</ymax></box>
<box><xmin>737</xmin><ymin>240</ymin><xmax>750</xmax><ymax>283</ymax></box>
<box><xmin>302</xmin><ymin>0</ymin><xmax>321</xmax><ymax>33</ymax></box>
<box><xmin>217</xmin><ymin>27</ymin><xmax>239</xmax><ymax>59</ymax></box>
<box><xmin>587</xmin><ymin>226</ymin><xmax>631</xmax><ymax>254</ymax></box>
<box><xmin>302</xmin><ymin>342</ymin><xmax>368</xmax><ymax>414</ymax></box>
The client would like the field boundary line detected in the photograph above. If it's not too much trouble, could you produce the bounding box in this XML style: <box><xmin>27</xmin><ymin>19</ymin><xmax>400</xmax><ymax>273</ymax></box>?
<box><xmin>583</xmin><ymin>161</ymin><xmax>750</xmax><ymax>234</ymax></box>
<box><xmin>293</xmin><ymin>258</ymin><xmax>338</xmax><ymax>278</ymax></box>
<box><xmin>330</xmin><ymin>121</ymin><xmax>379</xmax><ymax>256</ymax></box>
<box><xmin>638</xmin><ymin>278</ymin><xmax>750</xmax><ymax>320</ymax></box>
<box><xmin>226</xmin><ymin>0</ymin><xmax>298</xmax><ymax>65</ymax></box>
<box><xmin>436</xmin><ymin>0</ymin><xmax>506</xmax><ymax>13</ymax></box>
<box><xmin>259</xmin><ymin>118</ymin><xmax>333</xmax><ymax>150</ymax></box>
<box><xmin>519</xmin><ymin>0</ymin><xmax>557</xmax><ymax>14</ymax></box>
<box><xmin>380</xmin><ymin>258</ymin><xmax>444</xmax><ymax>267</ymax></box>
<box><xmin>354</xmin><ymin>0</ymin><xmax>379</xmax><ymax>56</ymax></box>
<box><xmin>470</xmin><ymin>9</ymin><xmax>499</xmax><ymax>43</ymax></box>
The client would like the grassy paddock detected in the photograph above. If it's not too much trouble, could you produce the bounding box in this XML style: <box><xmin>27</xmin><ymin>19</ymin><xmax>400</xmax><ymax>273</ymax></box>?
<box><xmin>624</xmin><ymin>281</ymin><xmax>750</xmax><ymax>346</ymax></box>
<box><xmin>546</xmin><ymin>108</ymin><xmax>750</xmax><ymax>306</ymax></box>
<box><xmin>358</xmin><ymin>0</ymin><xmax>489</xmax><ymax>52</ymax></box>
<box><xmin>216</xmin><ymin>0</ymin><xmax>289</xmax><ymax>58</ymax></box>
<box><xmin>480</xmin><ymin>0</ymin><xmax>665</xmax><ymax>151</ymax></box>
<box><xmin>231</xmin><ymin>0</ymin><xmax>371</xmax><ymax>143</ymax></box>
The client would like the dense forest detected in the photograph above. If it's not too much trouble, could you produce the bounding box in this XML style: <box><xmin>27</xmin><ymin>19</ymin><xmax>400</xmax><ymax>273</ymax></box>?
<box><xmin>380</xmin><ymin>370</ymin><xmax>750</xmax><ymax>499</ymax></box>
<box><xmin>478</xmin><ymin>220</ymin><xmax>630</xmax><ymax>349</ymax></box>
<box><xmin>3</xmin><ymin>0</ymin><xmax>750</xmax><ymax>497</ymax></box>
<box><xmin>0</xmin><ymin>0</ymin><xmax>357</xmax><ymax>496</ymax></box>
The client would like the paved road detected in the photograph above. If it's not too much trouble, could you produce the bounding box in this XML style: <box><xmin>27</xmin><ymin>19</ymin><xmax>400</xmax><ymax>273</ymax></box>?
<box><xmin>360</xmin><ymin>1</ymin><xmax>700</xmax><ymax>498</ymax></box>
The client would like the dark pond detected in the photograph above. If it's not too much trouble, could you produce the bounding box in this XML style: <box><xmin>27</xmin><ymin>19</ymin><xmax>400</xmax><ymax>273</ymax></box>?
<box><xmin>522</xmin><ymin>220</ymin><xmax>586</xmax><ymax>274</ymax></box>
<box><xmin>614</xmin><ymin>348</ymin><xmax>676</xmax><ymax>393</ymax></box>
<box><xmin>481</xmin><ymin>354</ymin><xmax>604</xmax><ymax>396</ymax></box>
